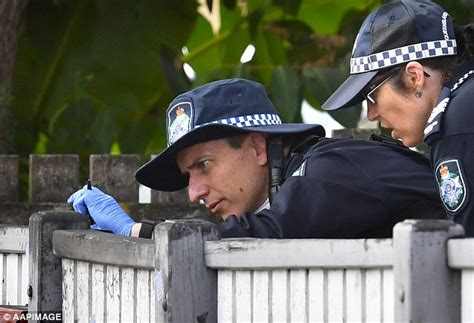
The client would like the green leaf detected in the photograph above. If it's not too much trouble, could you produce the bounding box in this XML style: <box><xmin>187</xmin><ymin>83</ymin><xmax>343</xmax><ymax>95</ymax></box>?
<box><xmin>247</xmin><ymin>0</ymin><xmax>272</xmax><ymax>13</ymax></box>
<box><xmin>250</xmin><ymin>21</ymin><xmax>288</xmax><ymax>83</ymax></box>
<box><xmin>184</xmin><ymin>3</ymin><xmax>248</xmax><ymax>81</ymax></box>
<box><xmin>12</xmin><ymin>0</ymin><xmax>197</xmax><ymax>157</ymax></box>
<box><xmin>48</xmin><ymin>98</ymin><xmax>117</xmax><ymax>154</ymax></box>
<box><xmin>272</xmin><ymin>0</ymin><xmax>302</xmax><ymax>16</ymax></box>
<box><xmin>118</xmin><ymin>117</ymin><xmax>159</xmax><ymax>154</ymax></box>
<box><xmin>160</xmin><ymin>46</ymin><xmax>192</xmax><ymax>95</ymax></box>
<box><xmin>222</xmin><ymin>0</ymin><xmax>237</xmax><ymax>11</ymax></box>
<box><xmin>270</xmin><ymin>67</ymin><xmax>303</xmax><ymax>123</ymax></box>
<box><xmin>297</xmin><ymin>0</ymin><xmax>376</xmax><ymax>35</ymax></box>
<box><xmin>182</xmin><ymin>14</ymin><xmax>220</xmax><ymax>76</ymax></box>
<box><xmin>303</xmin><ymin>62</ymin><xmax>361</xmax><ymax>128</ymax></box>
<box><xmin>437</xmin><ymin>0</ymin><xmax>474</xmax><ymax>24</ymax></box>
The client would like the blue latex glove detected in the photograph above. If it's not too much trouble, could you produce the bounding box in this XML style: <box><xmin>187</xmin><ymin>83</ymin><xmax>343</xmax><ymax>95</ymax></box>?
<box><xmin>67</xmin><ymin>185</ymin><xmax>136</xmax><ymax>236</ymax></box>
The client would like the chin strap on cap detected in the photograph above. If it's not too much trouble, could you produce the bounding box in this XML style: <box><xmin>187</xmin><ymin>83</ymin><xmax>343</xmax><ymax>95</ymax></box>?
<box><xmin>266</xmin><ymin>135</ymin><xmax>284</xmax><ymax>204</ymax></box>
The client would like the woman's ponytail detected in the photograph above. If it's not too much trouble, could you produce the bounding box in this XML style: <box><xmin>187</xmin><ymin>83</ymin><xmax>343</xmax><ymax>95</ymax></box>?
<box><xmin>462</xmin><ymin>23</ymin><xmax>474</xmax><ymax>57</ymax></box>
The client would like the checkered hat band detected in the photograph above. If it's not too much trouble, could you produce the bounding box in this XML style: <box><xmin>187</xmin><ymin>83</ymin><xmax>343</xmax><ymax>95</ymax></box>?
<box><xmin>197</xmin><ymin>113</ymin><xmax>282</xmax><ymax>128</ymax></box>
<box><xmin>350</xmin><ymin>40</ymin><xmax>457</xmax><ymax>74</ymax></box>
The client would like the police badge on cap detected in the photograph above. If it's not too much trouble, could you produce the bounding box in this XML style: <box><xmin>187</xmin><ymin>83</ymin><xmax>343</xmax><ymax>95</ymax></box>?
<box><xmin>167</xmin><ymin>102</ymin><xmax>193</xmax><ymax>146</ymax></box>
<box><xmin>435</xmin><ymin>158</ymin><xmax>468</xmax><ymax>215</ymax></box>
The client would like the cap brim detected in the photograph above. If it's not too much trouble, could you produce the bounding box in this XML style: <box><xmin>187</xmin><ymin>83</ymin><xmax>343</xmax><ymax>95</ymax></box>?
<box><xmin>321</xmin><ymin>71</ymin><xmax>378</xmax><ymax>111</ymax></box>
<box><xmin>135</xmin><ymin>123</ymin><xmax>325</xmax><ymax>191</ymax></box>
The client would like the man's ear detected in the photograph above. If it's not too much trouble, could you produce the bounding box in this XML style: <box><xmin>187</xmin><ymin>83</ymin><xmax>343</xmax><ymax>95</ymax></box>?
<box><xmin>250</xmin><ymin>133</ymin><xmax>268</xmax><ymax>166</ymax></box>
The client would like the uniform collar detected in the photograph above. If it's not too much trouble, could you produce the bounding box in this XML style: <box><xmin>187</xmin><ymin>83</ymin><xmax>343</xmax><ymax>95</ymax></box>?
<box><xmin>424</xmin><ymin>59</ymin><xmax>474</xmax><ymax>144</ymax></box>
<box><xmin>443</xmin><ymin>59</ymin><xmax>474</xmax><ymax>89</ymax></box>
<box><xmin>255</xmin><ymin>199</ymin><xmax>270</xmax><ymax>213</ymax></box>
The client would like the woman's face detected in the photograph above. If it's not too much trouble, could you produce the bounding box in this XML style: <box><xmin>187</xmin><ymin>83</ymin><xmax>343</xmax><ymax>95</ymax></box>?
<box><xmin>365</xmin><ymin>63</ymin><xmax>442</xmax><ymax>147</ymax></box>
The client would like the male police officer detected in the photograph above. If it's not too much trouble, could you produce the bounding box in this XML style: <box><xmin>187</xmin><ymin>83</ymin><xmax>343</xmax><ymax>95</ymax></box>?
<box><xmin>68</xmin><ymin>78</ymin><xmax>444</xmax><ymax>239</ymax></box>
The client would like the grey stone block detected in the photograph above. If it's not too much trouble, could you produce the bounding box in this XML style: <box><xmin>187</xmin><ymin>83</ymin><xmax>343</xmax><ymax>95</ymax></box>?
<box><xmin>29</xmin><ymin>155</ymin><xmax>79</xmax><ymax>202</ymax></box>
<box><xmin>150</xmin><ymin>188</ymin><xmax>190</xmax><ymax>205</ymax></box>
<box><xmin>90</xmin><ymin>154</ymin><xmax>139</xmax><ymax>203</ymax></box>
<box><xmin>0</xmin><ymin>155</ymin><xmax>18</xmax><ymax>202</ymax></box>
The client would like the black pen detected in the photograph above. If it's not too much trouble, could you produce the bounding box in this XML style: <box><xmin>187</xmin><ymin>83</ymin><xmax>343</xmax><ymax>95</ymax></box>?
<box><xmin>86</xmin><ymin>179</ymin><xmax>95</xmax><ymax>224</ymax></box>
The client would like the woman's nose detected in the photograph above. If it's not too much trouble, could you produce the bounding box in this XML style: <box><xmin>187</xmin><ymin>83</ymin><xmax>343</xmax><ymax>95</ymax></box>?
<box><xmin>367</xmin><ymin>103</ymin><xmax>380</xmax><ymax>122</ymax></box>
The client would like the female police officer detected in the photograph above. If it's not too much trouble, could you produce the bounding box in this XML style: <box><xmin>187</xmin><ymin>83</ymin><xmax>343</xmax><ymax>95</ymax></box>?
<box><xmin>322</xmin><ymin>0</ymin><xmax>474</xmax><ymax>236</ymax></box>
<box><xmin>68</xmin><ymin>78</ymin><xmax>444</xmax><ymax>239</ymax></box>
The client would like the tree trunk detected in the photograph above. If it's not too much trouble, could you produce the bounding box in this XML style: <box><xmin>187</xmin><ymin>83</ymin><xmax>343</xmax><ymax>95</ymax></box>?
<box><xmin>0</xmin><ymin>0</ymin><xmax>28</xmax><ymax>153</ymax></box>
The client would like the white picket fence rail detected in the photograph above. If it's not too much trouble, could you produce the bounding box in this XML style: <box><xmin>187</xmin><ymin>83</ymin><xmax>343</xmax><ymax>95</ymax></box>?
<box><xmin>0</xmin><ymin>225</ymin><xmax>29</xmax><ymax>306</ymax></box>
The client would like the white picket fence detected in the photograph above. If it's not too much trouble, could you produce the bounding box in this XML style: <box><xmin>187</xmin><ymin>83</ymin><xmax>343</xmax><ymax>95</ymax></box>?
<box><xmin>204</xmin><ymin>239</ymin><xmax>394</xmax><ymax>322</ymax></box>
<box><xmin>0</xmin><ymin>225</ymin><xmax>29</xmax><ymax>306</ymax></box>
<box><xmin>54</xmin><ymin>231</ymin><xmax>156</xmax><ymax>322</ymax></box>
<box><xmin>1</xmin><ymin>217</ymin><xmax>474</xmax><ymax>322</ymax></box>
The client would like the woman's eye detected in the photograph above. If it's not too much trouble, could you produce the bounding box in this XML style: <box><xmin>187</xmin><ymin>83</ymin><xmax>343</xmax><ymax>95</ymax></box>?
<box><xmin>199</xmin><ymin>160</ymin><xmax>209</xmax><ymax>168</ymax></box>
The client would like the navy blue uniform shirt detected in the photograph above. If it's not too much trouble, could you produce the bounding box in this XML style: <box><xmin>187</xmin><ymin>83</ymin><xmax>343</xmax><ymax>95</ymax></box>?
<box><xmin>425</xmin><ymin>59</ymin><xmax>474</xmax><ymax>237</ymax></box>
<box><xmin>219</xmin><ymin>137</ymin><xmax>444</xmax><ymax>238</ymax></box>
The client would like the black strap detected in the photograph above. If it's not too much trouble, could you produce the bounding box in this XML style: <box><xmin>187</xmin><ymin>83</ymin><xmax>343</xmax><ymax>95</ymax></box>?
<box><xmin>370</xmin><ymin>133</ymin><xmax>429</xmax><ymax>162</ymax></box>
<box><xmin>370</xmin><ymin>133</ymin><xmax>409</xmax><ymax>150</ymax></box>
<box><xmin>138</xmin><ymin>219</ymin><xmax>158</xmax><ymax>238</ymax></box>
<box><xmin>266</xmin><ymin>136</ymin><xmax>284</xmax><ymax>204</ymax></box>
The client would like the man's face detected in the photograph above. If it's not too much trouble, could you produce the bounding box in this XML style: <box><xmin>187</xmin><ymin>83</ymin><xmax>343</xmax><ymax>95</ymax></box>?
<box><xmin>176</xmin><ymin>133</ymin><xmax>269</xmax><ymax>220</ymax></box>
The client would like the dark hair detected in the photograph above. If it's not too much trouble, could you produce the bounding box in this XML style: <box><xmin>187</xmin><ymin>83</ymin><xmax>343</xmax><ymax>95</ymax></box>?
<box><xmin>225</xmin><ymin>134</ymin><xmax>247</xmax><ymax>149</ymax></box>
<box><xmin>225</xmin><ymin>133</ymin><xmax>315</xmax><ymax>154</ymax></box>
<box><xmin>390</xmin><ymin>22</ymin><xmax>474</xmax><ymax>91</ymax></box>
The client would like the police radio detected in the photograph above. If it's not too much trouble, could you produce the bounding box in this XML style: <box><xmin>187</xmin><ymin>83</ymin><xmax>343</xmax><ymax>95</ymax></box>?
<box><xmin>266</xmin><ymin>135</ymin><xmax>284</xmax><ymax>204</ymax></box>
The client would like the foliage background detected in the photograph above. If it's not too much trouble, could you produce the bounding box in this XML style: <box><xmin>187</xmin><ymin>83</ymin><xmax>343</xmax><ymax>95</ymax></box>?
<box><xmin>7</xmin><ymin>0</ymin><xmax>474</xmax><ymax>187</ymax></box>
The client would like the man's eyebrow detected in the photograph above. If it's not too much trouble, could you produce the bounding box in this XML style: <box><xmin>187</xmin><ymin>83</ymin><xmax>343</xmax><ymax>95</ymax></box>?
<box><xmin>179</xmin><ymin>155</ymin><xmax>208</xmax><ymax>175</ymax></box>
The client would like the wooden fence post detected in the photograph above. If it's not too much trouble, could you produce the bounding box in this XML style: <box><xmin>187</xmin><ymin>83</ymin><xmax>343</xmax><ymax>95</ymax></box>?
<box><xmin>28</xmin><ymin>211</ymin><xmax>89</xmax><ymax>321</ymax></box>
<box><xmin>90</xmin><ymin>154</ymin><xmax>139</xmax><ymax>203</ymax></box>
<box><xmin>0</xmin><ymin>155</ymin><xmax>18</xmax><ymax>202</ymax></box>
<box><xmin>29</xmin><ymin>154</ymin><xmax>79</xmax><ymax>202</ymax></box>
<box><xmin>155</xmin><ymin>219</ymin><xmax>220</xmax><ymax>323</ymax></box>
<box><xmin>393</xmin><ymin>219</ymin><xmax>465</xmax><ymax>323</ymax></box>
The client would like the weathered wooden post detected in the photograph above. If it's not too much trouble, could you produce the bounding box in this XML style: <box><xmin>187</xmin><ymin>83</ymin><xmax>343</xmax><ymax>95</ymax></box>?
<box><xmin>393</xmin><ymin>219</ymin><xmax>464</xmax><ymax>322</ymax></box>
<box><xmin>28</xmin><ymin>211</ymin><xmax>89</xmax><ymax>321</ymax></box>
<box><xmin>90</xmin><ymin>154</ymin><xmax>139</xmax><ymax>202</ymax></box>
<box><xmin>155</xmin><ymin>219</ymin><xmax>220</xmax><ymax>323</ymax></box>
<box><xmin>0</xmin><ymin>154</ymin><xmax>18</xmax><ymax>202</ymax></box>
<box><xmin>29</xmin><ymin>155</ymin><xmax>79</xmax><ymax>202</ymax></box>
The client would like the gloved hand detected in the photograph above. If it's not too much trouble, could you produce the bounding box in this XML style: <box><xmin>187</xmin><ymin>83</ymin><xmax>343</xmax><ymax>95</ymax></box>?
<box><xmin>67</xmin><ymin>185</ymin><xmax>136</xmax><ymax>236</ymax></box>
